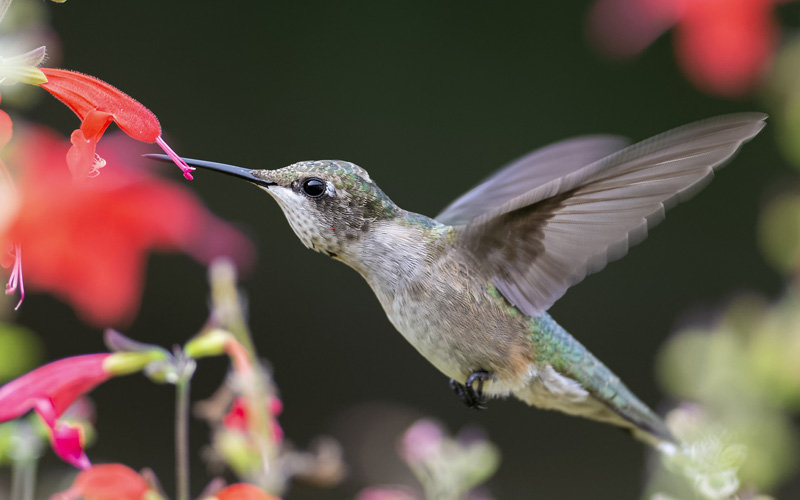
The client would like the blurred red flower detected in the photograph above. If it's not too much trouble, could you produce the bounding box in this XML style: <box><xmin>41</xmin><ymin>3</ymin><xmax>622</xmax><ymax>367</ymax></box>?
<box><xmin>225</xmin><ymin>339</ymin><xmax>284</xmax><ymax>439</ymax></box>
<box><xmin>210</xmin><ymin>483</ymin><xmax>280</xmax><ymax>500</ymax></box>
<box><xmin>223</xmin><ymin>395</ymin><xmax>284</xmax><ymax>443</ymax></box>
<box><xmin>51</xmin><ymin>463</ymin><xmax>157</xmax><ymax>500</ymax></box>
<box><xmin>588</xmin><ymin>0</ymin><xmax>785</xmax><ymax>96</ymax></box>
<box><xmin>0</xmin><ymin>126</ymin><xmax>254</xmax><ymax>326</ymax></box>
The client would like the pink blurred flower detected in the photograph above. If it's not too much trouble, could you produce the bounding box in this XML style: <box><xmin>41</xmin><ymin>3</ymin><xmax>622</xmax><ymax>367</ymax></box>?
<box><xmin>51</xmin><ymin>463</ymin><xmax>157</xmax><ymax>500</ymax></box>
<box><xmin>355</xmin><ymin>487</ymin><xmax>418</xmax><ymax>500</ymax></box>
<box><xmin>0</xmin><ymin>352</ymin><xmax>161</xmax><ymax>468</ymax></box>
<box><xmin>588</xmin><ymin>0</ymin><xmax>785</xmax><ymax>96</ymax></box>
<box><xmin>399</xmin><ymin>419</ymin><xmax>444</xmax><ymax>464</ymax></box>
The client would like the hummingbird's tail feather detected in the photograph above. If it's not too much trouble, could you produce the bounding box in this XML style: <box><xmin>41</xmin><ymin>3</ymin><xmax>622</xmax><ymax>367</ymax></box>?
<box><xmin>513</xmin><ymin>374</ymin><xmax>675</xmax><ymax>447</ymax></box>
<box><xmin>520</xmin><ymin>314</ymin><xmax>676</xmax><ymax>447</ymax></box>
<box><xmin>599</xmin><ymin>395</ymin><xmax>677</xmax><ymax>446</ymax></box>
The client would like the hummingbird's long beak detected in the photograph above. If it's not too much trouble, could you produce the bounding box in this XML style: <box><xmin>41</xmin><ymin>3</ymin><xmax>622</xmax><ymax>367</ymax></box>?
<box><xmin>143</xmin><ymin>154</ymin><xmax>276</xmax><ymax>187</ymax></box>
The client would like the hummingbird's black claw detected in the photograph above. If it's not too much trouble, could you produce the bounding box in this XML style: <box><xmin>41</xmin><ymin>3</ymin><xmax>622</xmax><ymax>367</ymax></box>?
<box><xmin>450</xmin><ymin>378</ymin><xmax>467</xmax><ymax>400</ymax></box>
<box><xmin>450</xmin><ymin>370</ymin><xmax>491</xmax><ymax>410</ymax></box>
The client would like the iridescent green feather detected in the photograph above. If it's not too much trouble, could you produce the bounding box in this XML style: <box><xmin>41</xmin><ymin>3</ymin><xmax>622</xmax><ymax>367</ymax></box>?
<box><xmin>529</xmin><ymin>313</ymin><xmax>673</xmax><ymax>440</ymax></box>
<box><xmin>486</xmin><ymin>284</ymin><xmax>672</xmax><ymax>440</ymax></box>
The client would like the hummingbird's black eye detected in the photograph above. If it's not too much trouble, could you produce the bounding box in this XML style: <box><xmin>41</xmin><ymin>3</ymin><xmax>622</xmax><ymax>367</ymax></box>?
<box><xmin>301</xmin><ymin>178</ymin><xmax>326</xmax><ymax>198</ymax></box>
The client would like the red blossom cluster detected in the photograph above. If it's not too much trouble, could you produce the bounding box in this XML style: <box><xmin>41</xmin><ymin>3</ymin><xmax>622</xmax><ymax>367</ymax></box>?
<box><xmin>588</xmin><ymin>0</ymin><xmax>787</xmax><ymax>96</ymax></box>
<box><xmin>52</xmin><ymin>463</ymin><xmax>278</xmax><ymax>500</ymax></box>
<box><xmin>0</xmin><ymin>68</ymin><xmax>253</xmax><ymax>325</ymax></box>
<box><xmin>0</xmin><ymin>339</ymin><xmax>283</xmax><ymax>498</ymax></box>
<box><xmin>0</xmin><ymin>2</ymin><xmax>272</xmax><ymax>496</ymax></box>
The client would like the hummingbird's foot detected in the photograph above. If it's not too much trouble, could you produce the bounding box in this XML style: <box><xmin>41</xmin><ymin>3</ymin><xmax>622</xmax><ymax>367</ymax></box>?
<box><xmin>450</xmin><ymin>370</ymin><xmax>491</xmax><ymax>410</ymax></box>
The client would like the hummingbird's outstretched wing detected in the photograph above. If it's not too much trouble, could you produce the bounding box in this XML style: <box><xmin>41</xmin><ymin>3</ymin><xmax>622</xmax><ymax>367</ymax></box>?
<box><xmin>436</xmin><ymin>135</ymin><xmax>630</xmax><ymax>226</ymax></box>
<box><xmin>448</xmin><ymin>113</ymin><xmax>767</xmax><ymax>318</ymax></box>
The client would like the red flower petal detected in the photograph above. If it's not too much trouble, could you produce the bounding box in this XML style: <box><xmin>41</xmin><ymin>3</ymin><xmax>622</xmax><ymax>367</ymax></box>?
<box><xmin>0</xmin><ymin>106</ymin><xmax>12</xmax><ymax>149</ymax></box>
<box><xmin>222</xmin><ymin>396</ymin><xmax>284</xmax><ymax>443</ymax></box>
<box><xmin>66</xmin><ymin>111</ymin><xmax>114</xmax><ymax>179</ymax></box>
<box><xmin>51</xmin><ymin>422</ymin><xmax>92</xmax><ymax>470</ymax></box>
<box><xmin>39</xmin><ymin>68</ymin><xmax>160</xmax><ymax>143</ymax></box>
<box><xmin>675</xmin><ymin>0</ymin><xmax>778</xmax><ymax>96</ymax></box>
<box><xmin>213</xmin><ymin>484</ymin><xmax>280</xmax><ymax>500</ymax></box>
<box><xmin>222</xmin><ymin>397</ymin><xmax>249</xmax><ymax>432</ymax></box>
<box><xmin>52</xmin><ymin>464</ymin><xmax>151</xmax><ymax>500</ymax></box>
<box><xmin>269</xmin><ymin>397</ymin><xmax>283</xmax><ymax>416</ymax></box>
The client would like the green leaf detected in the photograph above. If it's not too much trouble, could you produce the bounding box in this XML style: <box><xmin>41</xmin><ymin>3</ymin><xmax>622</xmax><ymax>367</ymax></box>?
<box><xmin>0</xmin><ymin>323</ymin><xmax>41</xmax><ymax>382</ymax></box>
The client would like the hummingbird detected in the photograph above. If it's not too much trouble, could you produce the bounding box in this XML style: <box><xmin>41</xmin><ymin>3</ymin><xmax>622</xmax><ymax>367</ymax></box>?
<box><xmin>148</xmin><ymin>113</ymin><xmax>765</xmax><ymax>447</ymax></box>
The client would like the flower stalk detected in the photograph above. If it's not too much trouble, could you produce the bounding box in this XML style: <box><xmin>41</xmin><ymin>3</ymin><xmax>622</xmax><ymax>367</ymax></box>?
<box><xmin>170</xmin><ymin>353</ymin><xmax>196</xmax><ymax>500</ymax></box>
<box><xmin>175</xmin><ymin>376</ymin><xmax>191</xmax><ymax>500</ymax></box>
<box><xmin>9</xmin><ymin>421</ymin><xmax>41</xmax><ymax>500</ymax></box>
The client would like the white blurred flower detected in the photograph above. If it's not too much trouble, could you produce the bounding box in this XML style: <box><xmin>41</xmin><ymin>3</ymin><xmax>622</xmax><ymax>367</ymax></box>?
<box><xmin>664</xmin><ymin>420</ymin><xmax>748</xmax><ymax>500</ymax></box>
<box><xmin>0</xmin><ymin>0</ymin><xmax>59</xmax><ymax>99</ymax></box>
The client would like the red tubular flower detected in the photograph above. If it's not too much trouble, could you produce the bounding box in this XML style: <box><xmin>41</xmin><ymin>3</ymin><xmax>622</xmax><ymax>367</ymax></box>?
<box><xmin>587</xmin><ymin>0</ymin><xmax>783</xmax><ymax>96</ymax></box>
<box><xmin>210</xmin><ymin>484</ymin><xmax>280</xmax><ymax>500</ymax></box>
<box><xmin>1</xmin><ymin>126</ymin><xmax>254</xmax><ymax>326</ymax></box>
<box><xmin>51</xmin><ymin>463</ymin><xmax>158</xmax><ymax>500</ymax></box>
<box><xmin>38</xmin><ymin>68</ymin><xmax>195</xmax><ymax>180</ymax></box>
<box><xmin>0</xmin><ymin>352</ymin><xmax>159</xmax><ymax>469</ymax></box>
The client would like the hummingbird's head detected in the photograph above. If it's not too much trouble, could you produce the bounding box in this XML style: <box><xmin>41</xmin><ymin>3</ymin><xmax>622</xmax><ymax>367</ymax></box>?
<box><xmin>172</xmin><ymin>157</ymin><xmax>399</xmax><ymax>258</ymax></box>
<box><xmin>252</xmin><ymin>160</ymin><xmax>400</xmax><ymax>258</ymax></box>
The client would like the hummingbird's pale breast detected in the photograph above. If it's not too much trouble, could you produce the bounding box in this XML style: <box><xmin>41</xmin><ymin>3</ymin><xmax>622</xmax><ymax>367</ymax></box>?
<box><xmin>351</xmin><ymin>218</ymin><xmax>538</xmax><ymax>395</ymax></box>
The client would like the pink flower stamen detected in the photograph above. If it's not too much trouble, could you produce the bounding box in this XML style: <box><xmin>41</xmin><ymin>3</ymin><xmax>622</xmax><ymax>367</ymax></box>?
<box><xmin>156</xmin><ymin>135</ymin><xmax>194</xmax><ymax>180</ymax></box>
<box><xmin>5</xmin><ymin>243</ymin><xmax>24</xmax><ymax>310</ymax></box>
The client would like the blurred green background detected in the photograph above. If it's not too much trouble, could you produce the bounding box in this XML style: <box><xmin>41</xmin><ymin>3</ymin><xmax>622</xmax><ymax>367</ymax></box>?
<box><xmin>9</xmin><ymin>0</ymin><xmax>800</xmax><ymax>498</ymax></box>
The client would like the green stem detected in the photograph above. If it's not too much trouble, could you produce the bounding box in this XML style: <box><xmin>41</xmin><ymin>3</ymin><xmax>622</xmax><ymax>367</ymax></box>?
<box><xmin>9</xmin><ymin>421</ymin><xmax>42</xmax><ymax>500</ymax></box>
<box><xmin>10</xmin><ymin>457</ymin><xmax>36</xmax><ymax>500</ymax></box>
<box><xmin>209</xmin><ymin>259</ymin><xmax>257</xmax><ymax>360</ymax></box>
<box><xmin>175</xmin><ymin>376</ymin><xmax>191</xmax><ymax>500</ymax></box>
